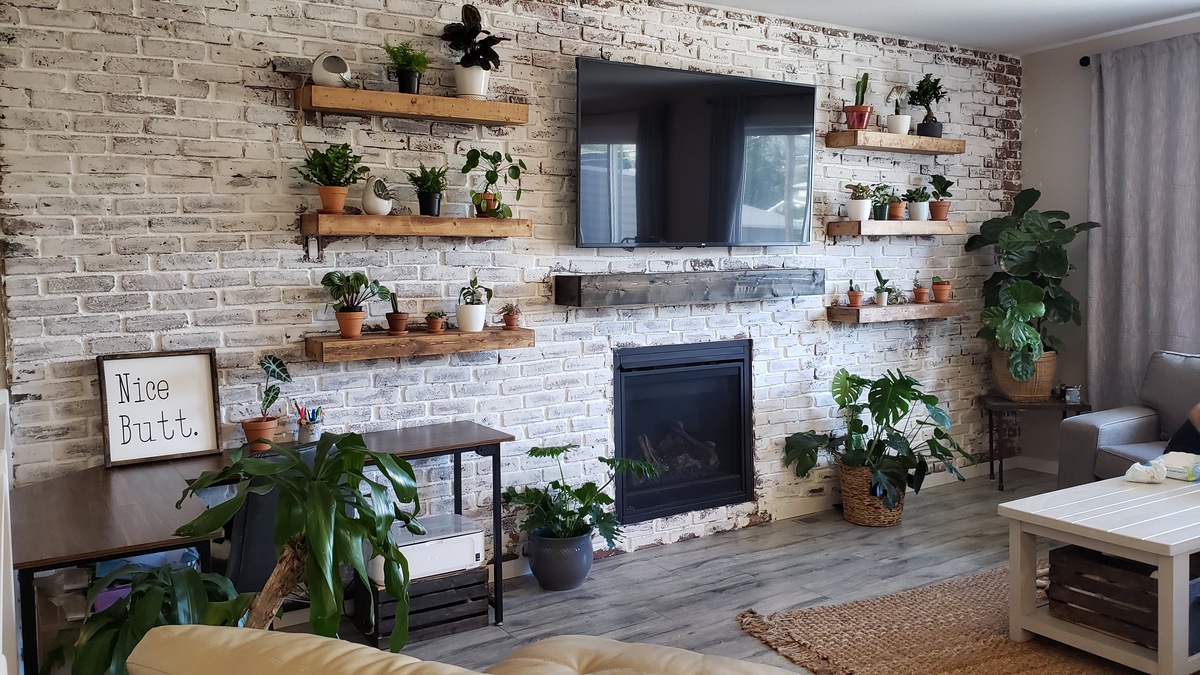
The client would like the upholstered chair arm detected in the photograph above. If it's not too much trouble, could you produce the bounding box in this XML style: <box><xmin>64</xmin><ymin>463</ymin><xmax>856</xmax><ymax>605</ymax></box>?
<box><xmin>1057</xmin><ymin>406</ymin><xmax>1160</xmax><ymax>488</ymax></box>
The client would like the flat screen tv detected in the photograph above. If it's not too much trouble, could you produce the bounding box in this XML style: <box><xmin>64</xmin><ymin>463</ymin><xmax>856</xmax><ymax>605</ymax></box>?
<box><xmin>576</xmin><ymin>58</ymin><xmax>816</xmax><ymax>248</ymax></box>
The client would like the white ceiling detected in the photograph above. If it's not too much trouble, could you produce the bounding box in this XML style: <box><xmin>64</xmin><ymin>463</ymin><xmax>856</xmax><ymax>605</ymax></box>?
<box><xmin>710</xmin><ymin>0</ymin><xmax>1200</xmax><ymax>55</ymax></box>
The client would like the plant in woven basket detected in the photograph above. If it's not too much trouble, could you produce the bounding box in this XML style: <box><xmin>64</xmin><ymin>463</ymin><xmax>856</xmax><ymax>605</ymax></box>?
<box><xmin>783</xmin><ymin>369</ymin><xmax>970</xmax><ymax>509</ymax></box>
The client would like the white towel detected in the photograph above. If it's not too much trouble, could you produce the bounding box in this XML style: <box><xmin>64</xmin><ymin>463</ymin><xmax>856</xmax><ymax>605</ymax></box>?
<box><xmin>1125</xmin><ymin>458</ymin><xmax>1167</xmax><ymax>483</ymax></box>
<box><xmin>1158</xmin><ymin>452</ymin><xmax>1200</xmax><ymax>481</ymax></box>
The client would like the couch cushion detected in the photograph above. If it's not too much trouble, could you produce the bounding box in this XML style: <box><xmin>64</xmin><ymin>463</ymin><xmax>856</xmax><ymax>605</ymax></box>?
<box><xmin>1140</xmin><ymin>351</ymin><xmax>1200</xmax><ymax>441</ymax></box>
<box><xmin>1094</xmin><ymin>442</ymin><xmax>1168</xmax><ymax>480</ymax></box>
<box><xmin>485</xmin><ymin>635</ymin><xmax>793</xmax><ymax>675</ymax></box>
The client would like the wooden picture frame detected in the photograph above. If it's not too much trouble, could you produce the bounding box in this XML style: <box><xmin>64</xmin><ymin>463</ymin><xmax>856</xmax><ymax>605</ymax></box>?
<box><xmin>97</xmin><ymin>349</ymin><xmax>222</xmax><ymax>467</ymax></box>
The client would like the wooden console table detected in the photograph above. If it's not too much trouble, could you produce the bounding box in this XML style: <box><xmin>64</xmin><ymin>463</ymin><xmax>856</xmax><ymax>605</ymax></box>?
<box><xmin>977</xmin><ymin>395</ymin><xmax>1092</xmax><ymax>491</ymax></box>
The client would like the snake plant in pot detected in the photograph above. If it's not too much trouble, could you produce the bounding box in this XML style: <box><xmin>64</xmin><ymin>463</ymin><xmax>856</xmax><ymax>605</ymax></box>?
<box><xmin>965</xmin><ymin>188</ymin><xmax>1099</xmax><ymax>401</ymax></box>
<box><xmin>504</xmin><ymin>444</ymin><xmax>657</xmax><ymax>590</ymax></box>
<box><xmin>784</xmin><ymin>369</ymin><xmax>969</xmax><ymax>527</ymax></box>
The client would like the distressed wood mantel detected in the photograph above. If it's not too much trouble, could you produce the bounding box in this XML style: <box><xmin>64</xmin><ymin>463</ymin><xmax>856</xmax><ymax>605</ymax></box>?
<box><xmin>553</xmin><ymin>269</ymin><xmax>825</xmax><ymax>307</ymax></box>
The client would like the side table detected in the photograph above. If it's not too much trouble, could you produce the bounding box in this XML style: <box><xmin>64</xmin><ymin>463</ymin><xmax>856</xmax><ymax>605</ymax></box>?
<box><xmin>977</xmin><ymin>394</ymin><xmax>1092</xmax><ymax>491</ymax></box>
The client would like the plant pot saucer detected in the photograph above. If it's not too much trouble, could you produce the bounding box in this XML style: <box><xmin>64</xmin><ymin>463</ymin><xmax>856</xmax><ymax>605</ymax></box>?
<box><xmin>387</xmin><ymin>330</ymin><xmax>409</xmax><ymax>336</ymax></box>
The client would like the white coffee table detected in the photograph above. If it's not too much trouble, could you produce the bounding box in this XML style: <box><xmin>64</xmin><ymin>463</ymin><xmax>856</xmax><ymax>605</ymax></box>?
<box><xmin>999</xmin><ymin>478</ymin><xmax>1200</xmax><ymax>674</ymax></box>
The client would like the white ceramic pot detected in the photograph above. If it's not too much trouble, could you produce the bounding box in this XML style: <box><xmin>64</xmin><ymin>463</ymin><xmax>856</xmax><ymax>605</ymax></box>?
<box><xmin>847</xmin><ymin>199</ymin><xmax>871</xmax><ymax>221</ymax></box>
<box><xmin>361</xmin><ymin>176</ymin><xmax>392</xmax><ymax>216</ymax></box>
<box><xmin>908</xmin><ymin>201</ymin><xmax>930</xmax><ymax>221</ymax></box>
<box><xmin>886</xmin><ymin>114</ymin><xmax>912</xmax><ymax>135</ymax></box>
<box><xmin>454</xmin><ymin>64</ymin><xmax>490</xmax><ymax>100</ymax></box>
<box><xmin>875</xmin><ymin>291</ymin><xmax>889</xmax><ymax>307</ymax></box>
<box><xmin>456</xmin><ymin>304</ymin><xmax>487</xmax><ymax>332</ymax></box>
<box><xmin>311</xmin><ymin>51</ymin><xmax>351</xmax><ymax>88</ymax></box>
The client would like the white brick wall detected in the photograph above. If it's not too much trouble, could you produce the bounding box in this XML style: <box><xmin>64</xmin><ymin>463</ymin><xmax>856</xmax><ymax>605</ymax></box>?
<box><xmin>0</xmin><ymin>0</ymin><xmax>1020</xmax><ymax>557</ymax></box>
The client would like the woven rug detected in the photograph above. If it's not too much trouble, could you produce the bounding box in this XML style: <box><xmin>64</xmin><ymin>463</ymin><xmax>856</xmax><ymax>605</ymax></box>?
<box><xmin>738</xmin><ymin>566</ymin><xmax>1135</xmax><ymax>675</ymax></box>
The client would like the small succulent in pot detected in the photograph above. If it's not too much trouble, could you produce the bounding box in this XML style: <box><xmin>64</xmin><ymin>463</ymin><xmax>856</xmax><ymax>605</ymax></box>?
<box><xmin>845</xmin><ymin>183</ymin><xmax>872</xmax><ymax>221</ymax></box>
<box><xmin>902</xmin><ymin>186</ymin><xmax>932</xmax><ymax>221</ymax></box>
<box><xmin>382</xmin><ymin>40</ymin><xmax>430</xmax><ymax>94</ymax></box>
<box><xmin>843</xmin><ymin>72</ymin><xmax>872</xmax><ymax>130</ymax></box>
<box><xmin>885</xmin><ymin>84</ymin><xmax>911</xmax><ymax>135</ymax></box>
<box><xmin>846</xmin><ymin>279</ymin><xmax>864</xmax><ymax>308</ymax></box>
<box><xmin>498</xmin><ymin>302</ymin><xmax>521</xmax><ymax>329</ymax></box>
<box><xmin>912</xmin><ymin>277</ymin><xmax>931</xmax><ymax>304</ymax></box>
<box><xmin>293</xmin><ymin>143</ymin><xmax>371</xmax><ymax>214</ymax></box>
<box><xmin>386</xmin><ymin>287</ymin><xmax>409</xmax><ymax>336</ymax></box>
<box><xmin>425</xmin><ymin>310</ymin><xmax>447</xmax><ymax>333</ymax></box>
<box><xmin>873</xmin><ymin>270</ymin><xmax>892</xmax><ymax>306</ymax></box>
<box><xmin>929</xmin><ymin>174</ymin><xmax>955</xmax><ymax>221</ymax></box>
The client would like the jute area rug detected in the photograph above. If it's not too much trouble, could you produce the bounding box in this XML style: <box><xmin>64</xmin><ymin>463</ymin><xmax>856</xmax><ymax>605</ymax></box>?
<box><xmin>738</xmin><ymin>566</ymin><xmax>1136</xmax><ymax>675</ymax></box>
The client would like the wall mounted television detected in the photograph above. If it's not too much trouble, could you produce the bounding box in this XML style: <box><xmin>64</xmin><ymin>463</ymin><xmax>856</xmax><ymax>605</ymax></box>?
<box><xmin>576</xmin><ymin>58</ymin><xmax>816</xmax><ymax>248</ymax></box>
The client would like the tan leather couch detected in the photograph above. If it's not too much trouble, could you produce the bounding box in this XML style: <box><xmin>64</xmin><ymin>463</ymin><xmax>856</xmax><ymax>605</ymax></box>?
<box><xmin>127</xmin><ymin>625</ymin><xmax>794</xmax><ymax>674</ymax></box>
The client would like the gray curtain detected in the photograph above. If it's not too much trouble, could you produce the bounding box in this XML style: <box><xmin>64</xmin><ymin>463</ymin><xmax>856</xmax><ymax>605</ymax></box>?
<box><xmin>1088</xmin><ymin>33</ymin><xmax>1200</xmax><ymax>409</ymax></box>
<box><xmin>708</xmin><ymin>96</ymin><xmax>746</xmax><ymax>243</ymax></box>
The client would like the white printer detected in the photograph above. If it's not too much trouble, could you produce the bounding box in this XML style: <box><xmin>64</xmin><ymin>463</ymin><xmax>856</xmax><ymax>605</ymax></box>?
<box><xmin>366</xmin><ymin>513</ymin><xmax>485</xmax><ymax>585</ymax></box>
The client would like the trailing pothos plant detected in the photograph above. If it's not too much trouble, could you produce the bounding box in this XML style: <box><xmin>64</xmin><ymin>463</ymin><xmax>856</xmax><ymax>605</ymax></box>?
<box><xmin>503</xmin><ymin>444</ymin><xmax>658</xmax><ymax>548</ymax></box>
<box><xmin>965</xmin><ymin>188</ymin><xmax>1099</xmax><ymax>380</ymax></box>
<box><xmin>784</xmin><ymin>369</ymin><xmax>970</xmax><ymax>509</ymax></box>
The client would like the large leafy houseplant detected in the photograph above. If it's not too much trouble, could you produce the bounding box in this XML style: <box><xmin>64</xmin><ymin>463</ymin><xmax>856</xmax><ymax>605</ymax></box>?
<box><xmin>965</xmin><ymin>188</ymin><xmax>1099</xmax><ymax>381</ymax></box>
<box><xmin>784</xmin><ymin>369</ymin><xmax>969</xmax><ymax>509</ymax></box>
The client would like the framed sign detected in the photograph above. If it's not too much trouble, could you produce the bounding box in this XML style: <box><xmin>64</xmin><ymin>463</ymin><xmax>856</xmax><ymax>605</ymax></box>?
<box><xmin>98</xmin><ymin>349</ymin><xmax>222</xmax><ymax>467</ymax></box>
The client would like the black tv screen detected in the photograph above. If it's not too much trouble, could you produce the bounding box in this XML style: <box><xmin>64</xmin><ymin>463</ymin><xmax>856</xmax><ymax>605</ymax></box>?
<box><xmin>576</xmin><ymin>58</ymin><xmax>816</xmax><ymax>248</ymax></box>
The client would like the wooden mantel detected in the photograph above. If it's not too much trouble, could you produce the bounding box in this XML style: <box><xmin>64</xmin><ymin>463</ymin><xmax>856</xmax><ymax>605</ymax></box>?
<box><xmin>553</xmin><ymin>269</ymin><xmax>825</xmax><ymax>307</ymax></box>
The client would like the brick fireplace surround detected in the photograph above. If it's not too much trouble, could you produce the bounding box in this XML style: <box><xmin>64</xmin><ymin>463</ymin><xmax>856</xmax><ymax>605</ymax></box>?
<box><xmin>0</xmin><ymin>0</ymin><xmax>1020</xmax><ymax>561</ymax></box>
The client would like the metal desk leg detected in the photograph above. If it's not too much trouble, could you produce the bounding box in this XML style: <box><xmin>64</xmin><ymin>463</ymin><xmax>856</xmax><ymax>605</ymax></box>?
<box><xmin>490</xmin><ymin>445</ymin><xmax>503</xmax><ymax>625</ymax></box>
<box><xmin>453</xmin><ymin>452</ymin><xmax>463</xmax><ymax>516</ymax></box>
<box><xmin>19</xmin><ymin>568</ymin><xmax>38</xmax><ymax>675</ymax></box>
<box><xmin>197</xmin><ymin>539</ymin><xmax>212</xmax><ymax>572</ymax></box>
<box><xmin>988</xmin><ymin>410</ymin><xmax>996</xmax><ymax>481</ymax></box>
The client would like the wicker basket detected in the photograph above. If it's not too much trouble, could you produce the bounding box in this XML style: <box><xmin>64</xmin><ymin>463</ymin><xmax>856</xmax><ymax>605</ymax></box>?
<box><xmin>837</xmin><ymin>462</ymin><xmax>904</xmax><ymax>527</ymax></box>
<box><xmin>992</xmin><ymin>349</ymin><xmax>1057</xmax><ymax>402</ymax></box>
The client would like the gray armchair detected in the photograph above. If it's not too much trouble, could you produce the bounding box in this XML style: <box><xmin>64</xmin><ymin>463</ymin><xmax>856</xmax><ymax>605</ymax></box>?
<box><xmin>1059</xmin><ymin>351</ymin><xmax>1200</xmax><ymax>488</ymax></box>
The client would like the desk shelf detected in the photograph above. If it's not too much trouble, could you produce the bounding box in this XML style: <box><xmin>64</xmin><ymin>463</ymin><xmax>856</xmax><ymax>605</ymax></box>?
<box><xmin>295</xmin><ymin>85</ymin><xmax>528</xmax><ymax>126</ymax></box>
<box><xmin>305</xmin><ymin>327</ymin><xmax>535</xmax><ymax>363</ymax></box>
<box><xmin>827</xmin><ymin>302</ymin><xmax>965</xmax><ymax>324</ymax></box>
<box><xmin>826</xmin><ymin>220</ymin><xmax>966</xmax><ymax>237</ymax></box>
<box><xmin>824</xmin><ymin>130</ymin><xmax>966</xmax><ymax>155</ymax></box>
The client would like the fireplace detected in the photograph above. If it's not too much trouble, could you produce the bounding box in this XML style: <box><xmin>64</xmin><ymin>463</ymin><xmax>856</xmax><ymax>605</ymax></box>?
<box><xmin>613</xmin><ymin>340</ymin><xmax>754</xmax><ymax>524</ymax></box>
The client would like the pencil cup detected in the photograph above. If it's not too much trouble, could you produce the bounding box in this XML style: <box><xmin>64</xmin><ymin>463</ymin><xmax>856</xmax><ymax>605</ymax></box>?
<box><xmin>298</xmin><ymin>423</ymin><xmax>322</xmax><ymax>445</ymax></box>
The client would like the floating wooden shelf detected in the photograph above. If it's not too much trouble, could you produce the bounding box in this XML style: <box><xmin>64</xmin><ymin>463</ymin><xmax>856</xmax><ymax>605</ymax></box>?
<box><xmin>554</xmin><ymin>269</ymin><xmax>824</xmax><ymax>307</ymax></box>
<box><xmin>824</xmin><ymin>130</ymin><xmax>965</xmax><ymax>155</ymax></box>
<box><xmin>295</xmin><ymin>86</ymin><xmax>528</xmax><ymax>125</ymax></box>
<box><xmin>827</xmin><ymin>301</ymin><xmax>965</xmax><ymax>324</ymax></box>
<box><xmin>305</xmin><ymin>327</ymin><xmax>535</xmax><ymax>363</ymax></box>
<box><xmin>300</xmin><ymin>213</ymin><xmax>532</xmax><ymax>238</ymax></box>
<box><xmin>826</xmin><ymin>220</ymin><xmax>966</xmax><ymax>237</ymax></box>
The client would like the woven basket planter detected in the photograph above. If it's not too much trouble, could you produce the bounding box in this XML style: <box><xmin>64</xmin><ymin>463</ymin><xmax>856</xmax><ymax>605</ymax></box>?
<box><xmin>992</xmin><ymin>349</ymin><xmax>1057</xmax><ymax>402</ymax></box>
<box><xmin>837</xmin><ymin>462</ymin><xmax>904</xmax><ymax>527</ymax></box>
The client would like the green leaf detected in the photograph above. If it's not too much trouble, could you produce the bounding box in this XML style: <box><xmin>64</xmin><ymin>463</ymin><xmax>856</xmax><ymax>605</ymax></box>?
<box><xmin>1035</xmin><ymin>245</ymin><xmax>1069</xmax><ymax>278</ymax></box>
<box><xmin>924</xmin><ymin>402</ymin><xmax>951</xmax><ymax>429</ymax></box>
<box><xmin>260</xmin><ymin>384</ymin><xmax>280</xmax><ymax>418</ymax></box>
<box><xmin>783</xmin><ymin>431</ymin><xmax>826</xmax><ymax>477</ymax></box>
<box><xmin>528</xmin><ymin>444</ymin><xmax>576</xmax><ymax>459</ymax></box>
<box><xmin>1008</xmin><ymin>347</ymin><xmax>1041</xmax><ymax>381</ymax></box>
<box><xmin>1012</xmin><ymin>188</ymin><xmax>1040</xmax><ymax>217</ymax></box>
<box><xmin>169</xmin><ymin>568</ymin><xmax>207</xmax><ymax>625</ymax></box>
<box><xmin>997</xmin><ymin>227</ymin><xmax>1037</xmax><ymax>252</ymax></box>
<box><xmin>259</xmin><ymin>355</ymin><xmax>290</xmax><ymax>383</ymax></box>
<box><xmin>174</xmin><ymin>480</ymin><xmax>250</xmax><ymax>537</ymax></box>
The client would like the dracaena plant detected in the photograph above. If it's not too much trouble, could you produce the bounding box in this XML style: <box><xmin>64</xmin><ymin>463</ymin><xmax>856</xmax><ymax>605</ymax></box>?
<box><xmin>439</xmin><ymin>4</ymin><xmax>508</xmax><ymax>70</ymax></box>
<box><xmin>256</xmin><ymin>355</ymin><xmax>291</xmax><ymax>420</ymax></box>
<box><xmin>293</xmin><ymin>143</ymin><xmax>371</xmax><ymax>187</ymax></box>
<box><xmin>784</xmin><ymin>369</ymin><xmax>970</xmax><ymax>509</ymax></box>
<box><xmin>320</xmin><ymin>270</ymin><xmax>392</xmax><ymax>312</ymax></box>
<box><xmin>503</xmin><ymin>444</ymin><xmax>658</xmax><ymax>548</ymax></box>
<box><xmin>965</xmin><ymin>188</ymin><xmax>1100</xmax><ymax>381</ymax></box>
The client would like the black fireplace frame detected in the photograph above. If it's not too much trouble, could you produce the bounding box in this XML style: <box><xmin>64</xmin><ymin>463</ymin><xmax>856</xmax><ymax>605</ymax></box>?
<box><xmin>613</xmin><ymin>339</ymin><xmax>754</xmax><ymax>524</ymax></box>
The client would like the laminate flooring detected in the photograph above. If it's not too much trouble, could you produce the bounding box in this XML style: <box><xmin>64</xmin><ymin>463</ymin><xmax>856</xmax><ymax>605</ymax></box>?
<box><xmin>396</xmin><ymin>469</ymin><xmax>1058</xmax><ymax>672</ymax></box>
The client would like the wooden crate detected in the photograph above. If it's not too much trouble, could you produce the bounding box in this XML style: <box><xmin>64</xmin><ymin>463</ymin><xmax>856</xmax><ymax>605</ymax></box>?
<box><xmin>353</xmin><ymin>567</ymin><xmax>490</xmax><ymax>647</ymax></box>
<box><xmin>1047</xmin><ymin>545</ymin><xmax>1200</xmax><ymax>653</ymax></box>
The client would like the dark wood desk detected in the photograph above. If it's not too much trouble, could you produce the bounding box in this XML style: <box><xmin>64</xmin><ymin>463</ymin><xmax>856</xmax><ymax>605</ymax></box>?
<box><xmin>977</xmin><ymin>394</ymin><xmax>1092</xmax><ymax>491</ymax></box>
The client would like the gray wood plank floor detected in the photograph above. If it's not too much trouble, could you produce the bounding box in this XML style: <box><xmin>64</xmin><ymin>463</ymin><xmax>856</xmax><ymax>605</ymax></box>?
<box><xmin>395</xmin><ymin>469</ymin><xmax>1057</xmax><ymax>672</ymax></box>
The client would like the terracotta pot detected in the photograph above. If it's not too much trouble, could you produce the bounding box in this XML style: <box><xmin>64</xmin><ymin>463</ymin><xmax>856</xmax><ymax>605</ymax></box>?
<box><xmin>929</xmin><ymin>200</ymin><xmax>950</xmax><ymax>221</ymax></box>
<box><xmin>426</xmin><ymin>317</ymin><xmax>445</xmax><ymax>333</ymax></box>
<box><xmin>931</xmin><ymin>281</ymin><xmax>952</xmax><ymax>303</ymax></box>
<box><xmin>502</xmin><ymin>314</ymin><xmax>520</xmax><ymax>330</ymax></box>
<box><xmin>847</xmin><ymin>290</ymin><xmax>864</xmax><ymax>308</ymax></box>
<box><xmin>335</xmin><ymin>309</ymin><xmax>366</xmax><ymax>339</ymax></box>
<box><xmin>316</xmin><ymin>186</ymin><xmax>349</xmax><ymax>214</ymax></box>
<box><xmin>240</xmin><ymin>417</ymin><xmax>279</xmax><ymax>453</ymax></box>
<box><xmin>843</xmin><ymin>104</ymin><xmax>873</xmax><ymax>130</ymax></box>
<box><xmin>992</xmin><ymin>349</ymin><xmax>1058</xmax><ymax>403</ymax></box>
<box><xmin>474</xmin><ymin>192</ymin><xmax>499</xmax><ymax>217</ymax></box>
<box><xmin>386</xmin><ymin>312</ymin><xmax>409</xmax><ymax>336</ymax></box>
<box><xmin>887</xmin><ymin>201</ymin><xmax>906</xmax><ymax>220</ymax></box>
<box><xmin>913</xmin><ymin>287</ymin><xmax>931</xmax><ymax>304</ymax></box>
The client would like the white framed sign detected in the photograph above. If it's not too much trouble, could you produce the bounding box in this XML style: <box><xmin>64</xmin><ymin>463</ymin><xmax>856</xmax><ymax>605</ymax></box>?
<box><xmin>97</xmin><ymin>349</ymin><xmax>222</xmax><ymax>467</ymax></box>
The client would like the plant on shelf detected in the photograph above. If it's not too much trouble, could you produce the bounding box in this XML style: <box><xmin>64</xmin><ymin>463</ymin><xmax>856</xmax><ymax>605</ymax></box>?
<box><xmin>912</xmin><ymin>277</ymin><xmax>930</xmax><ymax>304</ymax></box>
<box><xmin>784</xmin><ymin>369</ymin><xmax>970</xmax><ymax>526</ymax></box>
<box><xmin>869</xmin><ymin>183</ymin><xmax>893</xmax><ymax>221</ymax></box>
<box><xmin>406</xmin><ymin>163</ymin><xmax>449</xmax><ymax>217</ymax></box>
<box><xmin>873</xmin><ymin>270</ymin><xmax>892</xmax><ymax>307</ymax></box>
<box><xmin>498</xmin><ymin>302</ymin><xmax>521</xmax><ymax>330</ymax></box>
<box><xmin>504</xmin><ymin>444</ymin><xmax>658</xmax><ymax>590</ymax></box>
<box><xmin>931</xmin><ymin>275</ymin><xmax>952</xmax><ymax>303</ymax></box>
<box><xmin>908</xmin><ymin>73</ymin><xmax>948</xmax><ymax>137</ymax></box>
<box><xmin>885</xmin><ymin>84</ymin><xmax>911</xmax><ymax>135</ymax></box>
<box><xmin>461</xmin><ymin>148</ymin><xmax>526</xmax><ymax>218</ymax></box>
<box><xmin>293</xmin><ymin>143</ymin><xmax>371</xmax><ymax>214</ymax></box>
<box><xmin>886</xmin><ymin>192</ymin><xmax>905</xmax><ymax>221</ymax></box>
<box><xmin>439</xmin><ymin>4</ymin><xmax>508</xmax><ymax>99</ymax></box>
<box><xmin>382</xmin><ymin>40</ymin><xmax>430</xmax><ymax>94</ymax></box>
<box><xmin>362</xmin><ymin>176</ymin><xmax>395</xmax><ymax>216</ymax></box>
<box><xmin>386</xmin><ymin>287</ymin><xmax>409</xmax><ymax>336</ymax></box>
<box><xmin>321</xmin><ymin>271</ymin><xmax>392</xmax><ymax>340</ymax></box>
<box><xmin>929</xmin><ymin>174</ymin><xmax>954</xmax><ymax>221</ymax></box>
<box><xmin>965</xmin><ymin>188</ymin><xmax>1099</xmax><ymax>401</ymax></box>
<box><xmin>425</xmin><ymin>310</ymin><xmax>447</xmax><ymax>333</ymax></box>
<box><xmin>240</xmin><ymin>355</ymin><xmax>292</xmax><ymax>453</ymax></box>
<box><xmin>846</xmin><ymin>279</ymin><xmax>863</xmax><ymax>308</ymax></box>
<box><xmin>902</xmin><ymin>186</ymin><xmax>931</xmax><ymax>221</ymax></box>
<box><xmin>843</xmin><ymin>72</ymin><xmax>872</xmax><ymax>130</ymax></box>
<box><xmin>845</xmin><ymin>183</ymin><xmax>872</xmax><ymax>221</ymax></box>
<box><xmin>456</xmin><ymin>276</ymin><xmax>493</xmax><ymax>333</ymax></box>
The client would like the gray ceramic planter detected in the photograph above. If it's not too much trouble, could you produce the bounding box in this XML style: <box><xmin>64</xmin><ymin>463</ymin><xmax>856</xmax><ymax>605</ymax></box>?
<box><xmin>526</xmin><ymin>528</ymin><xmax>593</xmax><ymax>591</ymax></box>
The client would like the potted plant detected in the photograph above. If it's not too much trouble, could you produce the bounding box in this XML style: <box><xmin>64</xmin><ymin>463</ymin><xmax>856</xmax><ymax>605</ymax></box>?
<box><xmin>929</xmin><ymin>174</ymin><xmax>954</xmax><ymax>221</ymax></box>
<box><xmin>885</xmin><ymin>84</ymin><xmax>910</xmax><ymax>135</ymax></box>
<box><xmin>439</xmin><ymin>4</ymin><xmax>508</xmax><ymax>100</ymax></box>
<box><xmin>456</xmin><ymin>276</ymin><xmax>492</xmax><ymax>332</ymax></box>
<box><xmin>361</xmin><ymin>176</ymin><xmax>394</xmax><ymax>216</ymax></box>
<box><xmin>931</xmin><ymin>275</ymin><xmax>952</xmax><ymax>303</ymax></box>
<box><xmin>869</xmin><ymin>183</ymin><xmax>892</xmax><ymax>221</ymax></box>
<box><xmin>886</xmin><ymin>193</ymin><xmax>905</xmax><ymax>221</ymax></box>
<box><xmin>902</xmin><ymin>186</ymin><xmax>931</xmax><ymax>221</ymax></box>
<box><xmin>503</xmin><ymin>444</ymin><xmax>657</xmax><ymax>590</ymax></box>
<box><xmin>461</xmin><ymin>148</ymin><xmax>526</xmax><ymax>218</ymax></box>
<box><xmin>425</xmin><ymin>310</ymin><xmax>446</xmax><ymax>333</ymax></box>
<box><xmin>873</xmin><ymin>270</ymin><xmax>890</xmax><ymax>307</ymax></box>
<box><xmin>293</xmin><ymin>143</ymin><xmax>371</xmax><ymax>214</ymax></box>
<box><xmin>240</xmin><ymin>355</ymin><xmax>291</xmax><ymax>453</ymax></box>
<box><xmin>912</xmin><ymin>278</ymin><xmax>930</xmax><ymax>304</ymax></box>
<box><xmin>382</xmin><ymin>40</ymin><xmax>430</xmax><ymax>94</ymax></box>
<box><xmin>845</xmin><ymin>183</ymin><xmax>871</xmax><ymax>221</ymax></box>
<box><xmin>386</xmin><ymin>289</ymin><xmax>409</xmax><ymax>336</ymax></box>
<box><xmin>321</xmin><ymin>271</ymin><xmax>392</xmax><ymax>339</ymax></box>
<box><xmin>406</xmin><ymin>163</ymin><xmax>449</xmax><ymax>217</ymax></box>
<box><xmin>965</xmin><ymin>188</ymin><xmax>1099</xmax><ymax>401</ymax></box>
<box><xmin>784</xmin><ymin>369</ymin><xmax>969</xmax><ymax>526</ymax></box>
<box><xmin>846</xmin><ymin>280</ymin><xmax>863</xmax><ymax>308</ymax></box>
<box><xmin>498</xmin><ymin>302</ymin><xmax>521</xmax><ymax>330</ymax></box>
<box><xmin>908</xmin><ymin>73</ymin><xmax>948</xmax><ymax>138</ymax></box>
<box><xmin>843</xmin><ymin>73</ymin><xmax>871</xmax><ymax>130</ymax></box>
